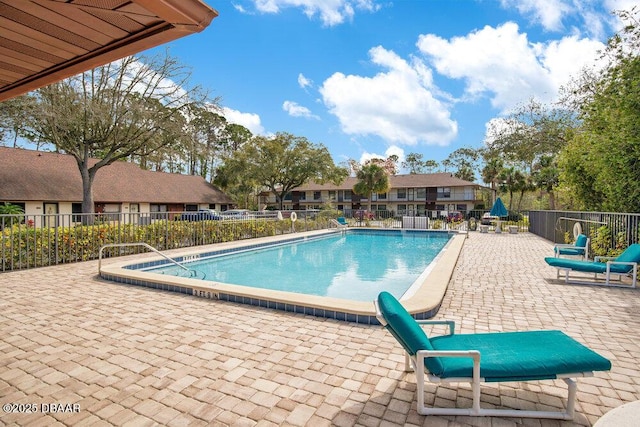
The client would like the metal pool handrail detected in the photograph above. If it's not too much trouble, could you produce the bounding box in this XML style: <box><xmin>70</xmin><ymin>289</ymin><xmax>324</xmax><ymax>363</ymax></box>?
<box><xmin>98</xmin><ymin>242</ymin><xmax>190</xmax><ymax>273</ymax></box>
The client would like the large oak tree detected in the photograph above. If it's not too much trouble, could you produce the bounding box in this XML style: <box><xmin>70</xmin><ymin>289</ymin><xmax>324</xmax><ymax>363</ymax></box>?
<box><xmin>15</xmin><ymin>52</ymin><xmax>210</xmax><ymax>215</ymax></box>
<box><xmin>216</xmin><ymin>132</ymin><xmax>348</xmax><ymax>209</ymax></box>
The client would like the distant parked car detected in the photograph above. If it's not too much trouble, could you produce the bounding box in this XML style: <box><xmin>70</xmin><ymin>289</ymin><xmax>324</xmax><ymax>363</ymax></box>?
<box><xmin>220</xmin><ymin>209</ymin><xmax>252</xmax><ymax>219</ymax></box>
<box><xmin>447</xmin><ymin>211</ymin><xmax>463</xmax><ymax>222</ymax></box>
<box><xmin>481</xmin><ymin>212</ymin><xmax>498</xmax><ymax>225</ymax></box>
<box><xmin>180</xmin><ymin>209</ymin><xmax>222</xmax><ymax>221</ymax></box>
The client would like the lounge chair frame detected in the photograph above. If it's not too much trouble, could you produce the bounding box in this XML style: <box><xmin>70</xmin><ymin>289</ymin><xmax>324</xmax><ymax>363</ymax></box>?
<box><xmin>375</xmin><ymin>301</ymin><xmax>601</xmax><ymax>419</ymax></box>
<box><xmin>331</xmin><ymin>217</ymin><xmax>348</xmax><ymax>229</ymax></box>
<box><xmin>554</xmin><ymin>256</ymin><xmax>637</xmax><ymax>288</ymax></box>
<box><xmin>554</xmin><ymin>235</ymin><xmax>590</xmax><ymax>260</ymax></box>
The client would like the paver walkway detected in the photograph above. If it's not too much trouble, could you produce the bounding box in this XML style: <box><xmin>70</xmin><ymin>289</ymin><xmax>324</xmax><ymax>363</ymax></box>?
<box><xmin>1</xmin><ymin>232</ymin><xmax>639</xmax><ymax>426</ymax></box>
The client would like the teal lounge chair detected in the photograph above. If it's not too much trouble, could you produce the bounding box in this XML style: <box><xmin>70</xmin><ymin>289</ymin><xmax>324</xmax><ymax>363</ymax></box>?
<box><xmin>331</xmin><ymin>216</ymin><xmax>348</xmax><ymax>228</ymax></box>
<box><xmin>554</xmin><ymin>234</ymin><xmax>589</xmax><ymax>260</ymax></box>
<box><xmin>545</xmin><ymin>243</ymin><xmax>640</xmax><ymax>288</ymax></box>
<box><xmin>374</xmin><ymin>292</ymin><xmax>611</xmax><ymax>419</ymax></box>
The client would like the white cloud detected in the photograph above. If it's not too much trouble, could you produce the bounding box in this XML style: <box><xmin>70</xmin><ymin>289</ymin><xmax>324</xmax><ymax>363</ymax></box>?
<box><xmin>538</xmin><ymin>36</ymin><xmax>605</xmax><ymax>91</ymax></box>
<box><xmin>607</xmin><ymin>0</ymin><xmax>639</xmax><ymax>14</ymax></box>
<box><xmin>320</xmin><ymin>46</ymin><xmax>458</xmax><ymax>146</ymax></box>
<box><xmin>417</xmin><ymin>22</ymin><xmax>604</xmax><ymax>112</ymax></box>
<box><xmin>251</xmin><ymin>0</ymin><xmax>380</xmax><ymax>26</ymax></box>
<box><xmin>359</xmin><ymin>145</ymin><xmax>405</xmax><ymax>166</ymax></box>
<box><xmin>298</xmin><ymin>73</ymin><xmax>313</xmax><ymax>89</ymax></box>
<box><xmin>499</xmin><ymin>0</ymin><xmax>571</xmax><ymax>31</ymax></box>
<box><xmin>233</xmin><ymin>3</ymin><xmax>248</xmax><ymax>13</ymax></box>
<box><xmin>499</xmin><ymin>0</ymin><xmax>632</xmax><ymax>39</ymax></box>
<box><xmin>482</xmin><ymin>117</ymin><xmax>511</xmax><ymax>147</ymax></box>
<box><xmin>282</xmin><ymin>100</ymin><xmax>319</xmax><ymax>119</ymax></box>
<box><xmin>222</xmin><ymin>107</ymin><xmax>266</xmax><ymax>135</ymax></box>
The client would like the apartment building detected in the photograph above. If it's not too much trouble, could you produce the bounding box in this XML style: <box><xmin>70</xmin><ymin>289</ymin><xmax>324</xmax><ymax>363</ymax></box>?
<box><xmin>261</xmin><ymin>173</ymin><xmax>491</xmax><ymax>216</ymax></box>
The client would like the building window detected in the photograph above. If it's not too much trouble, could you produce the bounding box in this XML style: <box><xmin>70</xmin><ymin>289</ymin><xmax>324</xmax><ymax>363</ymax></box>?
<box><xmin>284</xmin><ymin>192</ymin><xmax>292</xmax><ymax>200</ymax></box>
<box><xmin>377</xmin><ymin>192</ymin><xmax>387</xmax><ymax>200</ymax></box>
<box><xmin>437</xmin><ymin>187</ymin><xmax>451</xmax><ymax>198</ymax></box>
<box><xmin>150</xmin><ymin>204</ymin><xmax>167</xmax><ymax>219</ymax></box>
<box><xmin>185</xmin><ymin>204</ymin><xmax>197</xmax><ymax>211</ymax></box>
<box><xmin>416</xmin><ymin>188</ymin><xmax>426</xmax><ymax>200</ymax></box>
<box><xmin>464</xmin><ymin>188</ymin><xmax>475</xmax><ymax>200</ymax></box>
<box><xmin>299</xmin><ymin>192</ymin><xmax>306</xmax><ymax>200</ymax></box>
<box><xmin>314</xmin><ymin>191</ymin><xmax>321</xmax><ymax>200</ymax></box>
<box><xmin>103</xmin><ymin>204</ymin><xmax>121</xmax><ymax>213</ymax></box>
<box><xmin>397</xmin><ymin>204</ymin><xmax>407</xmax><ymax>215</ymax></box>
<box><xmin>329</xmin><ymin>191</ymin><xmax>336</xmax><ymax>201</ymax></box>
<box><xmin>72</xmin><ymin>203</ymin><xmax>82</xmax><ymax>222</ymax></box>
<box><xmin>377</xmin><ymin>204</ymin><xmax>386</xmax><ymax>211</ymax></box>
<box><xmin>397</xmin><ymin>188</ymin><xmax>407</xmax><ymax>199</ymax></box>
<box><xmin>344</xmin><ymin>191</ymin><xmax>352</xmax><ymax>201</ymax></box>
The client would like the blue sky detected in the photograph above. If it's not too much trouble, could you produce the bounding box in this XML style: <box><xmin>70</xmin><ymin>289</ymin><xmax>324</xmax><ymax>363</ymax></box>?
<box><xmin>149</xmin><ymin>0</ymin><xmax>634</xmax><ymax>172</ymax></box>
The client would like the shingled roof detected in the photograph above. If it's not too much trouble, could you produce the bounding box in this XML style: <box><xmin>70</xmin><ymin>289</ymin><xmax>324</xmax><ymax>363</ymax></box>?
<box><xmin>0</xmin><ymin>147</ymin><xmax>232</xmax><ymax>204</ymax></box>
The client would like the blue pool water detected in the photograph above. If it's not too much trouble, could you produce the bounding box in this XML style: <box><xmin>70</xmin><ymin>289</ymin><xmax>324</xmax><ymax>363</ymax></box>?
<box><xmin>150</xmin><ymin>230</ymin><xmax>452</xmax><ymax>302</ymax></box>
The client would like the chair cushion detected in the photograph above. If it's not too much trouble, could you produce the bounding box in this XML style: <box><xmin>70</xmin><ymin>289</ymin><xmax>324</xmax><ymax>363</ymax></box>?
<box><xmin>615</xmin><ymin>244</ymin><xmax>640</xmax><ymax>268</ymax></box>
<box><xmin>557</xmin><ymin>247</ymin><xmax>585</xmax><ymax>256</ymax></box>
<box><xmin>545</xmin><ymin>257</ymin><xmax>608</xmax><ymax>273</ymax></box>
<box><xmin>575</xmin><ymin>234</ymin><xmax>588</xmax><ymax>248</ymax></box>
<box><xmin>429</xmin><ymin>330</ymin><xmax>611</xmax><ymax>381</ymax></box>
<box><xmin>555</xmin><ymin>234</ymin><xmax>587</xmax><ymax>256</ymax></box>
<box><xmin>377</xmin><ymin>292</ymin><xmax>444</xmax><ymax>375</ymax></box>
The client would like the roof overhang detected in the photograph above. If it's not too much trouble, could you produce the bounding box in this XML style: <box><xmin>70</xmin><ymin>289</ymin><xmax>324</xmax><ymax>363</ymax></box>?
<box><xmin>0</xmin><ymin>0</ymin><xmax>218</xmax><ymax>102</ymax></box>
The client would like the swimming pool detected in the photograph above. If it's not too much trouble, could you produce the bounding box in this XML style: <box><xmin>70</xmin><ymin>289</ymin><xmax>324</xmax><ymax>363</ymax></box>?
<box><xmin>99</xmin><ymin>229</ymin><xmax>466</xmax><ymax>324</ymax></box>
<box><xmin>148</xmin><ymin>230</ymin><xmax>451</xmax><ymax>302</ymax></box>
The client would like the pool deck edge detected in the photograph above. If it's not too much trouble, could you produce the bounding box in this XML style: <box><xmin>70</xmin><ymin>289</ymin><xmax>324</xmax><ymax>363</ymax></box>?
<box><xmin>99</xmin><ymin>229</ymin><xmax>466</xmax><ymax>323</ymax></box>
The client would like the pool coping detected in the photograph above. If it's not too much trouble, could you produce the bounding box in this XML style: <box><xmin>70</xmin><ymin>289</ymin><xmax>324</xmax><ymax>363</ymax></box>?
<box><xmin>99</xmin><ymin>229</ymin><xmax>467</xmax><ymax>324</ymax></box>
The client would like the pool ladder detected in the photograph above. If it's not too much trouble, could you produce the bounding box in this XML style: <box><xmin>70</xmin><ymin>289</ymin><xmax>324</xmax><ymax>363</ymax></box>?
<box><xmin>98</xmin><ymin>242</ymin><xmax>196</xmax><ymax>276</ymax></box>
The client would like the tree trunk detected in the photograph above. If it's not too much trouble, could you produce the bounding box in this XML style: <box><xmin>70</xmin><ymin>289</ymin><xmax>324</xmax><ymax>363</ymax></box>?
<box><xmin>80</xmin><ymin>167</ymin><xmax>95</xmax><ymax>215</ymax></box>
<box><xmin>75</xmin><ymin>151</ymin><xmax>97</xmax><ymax>223</ymax></box>
<box><xmin>548</xmin><ymin>190</ymin><xmax>556</xmax><ymax>210</ymax></box>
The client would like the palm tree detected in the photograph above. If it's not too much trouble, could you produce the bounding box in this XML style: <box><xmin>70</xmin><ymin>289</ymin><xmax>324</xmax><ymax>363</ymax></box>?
<box><xmin>353</xmin><ymin>164</ymin><xmax>390</xmax><ymax>212</ymax></box>
<box><xmin>533</xmin><ymin>155</ymin><xmax>559</xmax><ymax>209</ymax></box>
<box><xmin>498</xmin><ymin>167</ymin><xmax>524</xmax><ymax>211</ymax></box>
<box><xmin>481</xmin><ymin>157</ymin><xmax>504</xmax><ymax>191</ymax></box>
<box><xmin>515</xmin><ymin>172</ymin><xmax>535</xmax><ymax>212</ymax></box>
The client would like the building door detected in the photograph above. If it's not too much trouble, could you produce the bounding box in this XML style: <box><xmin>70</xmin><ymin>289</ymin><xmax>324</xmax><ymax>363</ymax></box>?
<box><xmin>44</xmin><ymin>203</ymin><xmax>58</xmax><ymax>228</ymax></box>
<box><xmin>129</xmin><ymin>203</ymin><xmax>140</xmax><ymax>224</ymax></box>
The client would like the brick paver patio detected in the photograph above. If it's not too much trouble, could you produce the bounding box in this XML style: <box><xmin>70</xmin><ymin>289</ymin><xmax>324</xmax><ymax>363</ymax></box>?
<box><xmin>1</xmin><ymin>232</ymin><xmax>639</xmax><ymax>426</ymax></box>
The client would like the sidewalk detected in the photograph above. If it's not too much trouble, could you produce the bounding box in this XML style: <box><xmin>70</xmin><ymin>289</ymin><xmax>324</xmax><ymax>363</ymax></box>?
<box><xmin>1</xmin><ymin>232</ymin><xmax>639</xmax><ymax>426</ymax></box>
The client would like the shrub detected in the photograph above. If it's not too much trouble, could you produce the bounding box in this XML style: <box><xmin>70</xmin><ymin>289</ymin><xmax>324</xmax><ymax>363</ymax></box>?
<box><xmin>0</xmin><ymin>217</ymin><xmax>325</xmax><ymax>272</ymax></box>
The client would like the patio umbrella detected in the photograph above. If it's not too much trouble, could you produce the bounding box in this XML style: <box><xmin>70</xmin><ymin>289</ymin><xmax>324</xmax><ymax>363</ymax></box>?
<box><xmin>489</xmin><ymin>197</ymin><xmax>508</xmax><ymax>233</ymax></box>
<box><xmin>490</xmin><ymin>197</ymin><xmax>508</xmax><ymax>217</ymax></box>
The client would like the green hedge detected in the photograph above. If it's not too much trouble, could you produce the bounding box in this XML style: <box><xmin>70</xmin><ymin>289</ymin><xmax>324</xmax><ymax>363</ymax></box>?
<box><xmin>1</xmin><ymin>218</ymin><xmax>327</xmax><ymax>271</ymax></box>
